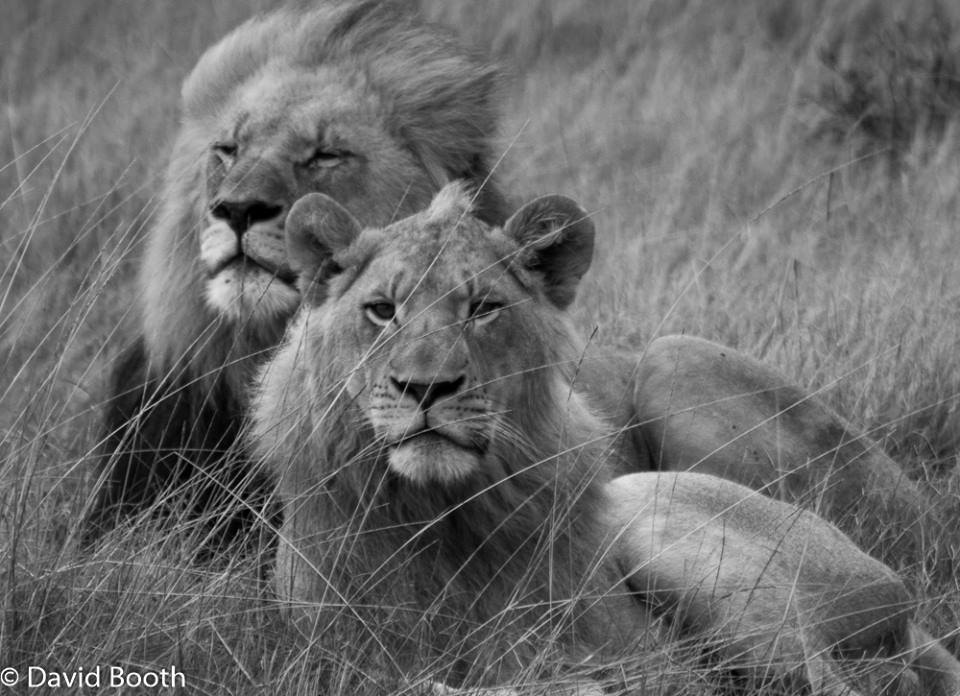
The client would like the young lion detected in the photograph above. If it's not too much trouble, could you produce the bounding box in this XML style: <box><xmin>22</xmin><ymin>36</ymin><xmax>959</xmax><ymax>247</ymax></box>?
<box><xmin>250</xmin><ymin>182</ymin><xmax>960</xmax><ymax>695</ymax></box>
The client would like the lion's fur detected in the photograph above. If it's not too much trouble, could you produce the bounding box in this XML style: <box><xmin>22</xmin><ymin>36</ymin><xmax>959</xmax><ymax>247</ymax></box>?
<box><xmin>85</xmin><ymin>0</ymin><xmax>510</xmax><ymax>545</ymax></box>
<box><xmin>258</xmin><ymin>342</ymin><xmax>635</xmax><ymax>680</ymax></box>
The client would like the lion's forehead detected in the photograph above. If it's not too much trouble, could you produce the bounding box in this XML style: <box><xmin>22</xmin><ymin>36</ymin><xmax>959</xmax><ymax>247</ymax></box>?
<box><xmin>358</xmin><ymin>218</ymin><xmax>516</xmax><ymax>299</ymax></box>
<box><xmin>232</xmin><ymin>67</ymin><xmax>376</xmax><ymax>143</ymax></box>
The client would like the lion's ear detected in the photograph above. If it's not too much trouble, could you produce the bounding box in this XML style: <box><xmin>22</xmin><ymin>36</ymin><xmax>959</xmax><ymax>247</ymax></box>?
<box><xmin>504</xmin><ymin>195</ymin><xmax>595</xmax><ymax>310</ymax></box>
<box><xmin>286</xmin><ymin>193</ymin><xmax>362</xmax><ymax>306</ymax></box>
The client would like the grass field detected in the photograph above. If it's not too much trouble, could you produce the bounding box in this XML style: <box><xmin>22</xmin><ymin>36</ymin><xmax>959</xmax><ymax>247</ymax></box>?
<box><xmin>2</xmin><ymin>0</ymin><xmax>960</xmax><ymax>693</ymax></box>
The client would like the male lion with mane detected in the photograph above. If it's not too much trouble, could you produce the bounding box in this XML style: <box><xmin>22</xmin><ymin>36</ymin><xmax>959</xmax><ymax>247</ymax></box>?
<box><xmin>83</xmin><ymin>0</ymin><xmax>508</xmax><ymax>546</ymax></box>
<box><xmin>250</xmin><ymin>182</ymin><xmax>960</xmax><ymax>695</ymax></box>
<box><xmin>86</xmin><ymin>0</ymin><xmax>925</xmax><ymax>568</ymax></box>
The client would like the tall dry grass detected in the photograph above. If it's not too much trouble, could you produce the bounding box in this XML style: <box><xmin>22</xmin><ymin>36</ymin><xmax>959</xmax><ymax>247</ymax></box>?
<box><xmin>2</xmin><ymin>0</ymin><xmax>959</xmax><ymax>693</ymax></box>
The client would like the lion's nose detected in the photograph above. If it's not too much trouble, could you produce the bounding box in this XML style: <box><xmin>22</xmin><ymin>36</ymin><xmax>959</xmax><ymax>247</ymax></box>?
<box><xmin>391</xmin><ymin>376</ymin><xmax>466</xmax><ymax>410</ymax></box>
<box><xmin>210</xmin><ymin>199</ymin><xmax>284</xmax><ymax>236</ymax></box>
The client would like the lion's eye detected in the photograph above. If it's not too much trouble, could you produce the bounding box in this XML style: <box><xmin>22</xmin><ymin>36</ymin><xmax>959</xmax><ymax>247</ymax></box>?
<box><xmin>469</xmin><ymin>300</ymin><xmax>503</xmax><ymax>326</ymax></box>
<box><xmin>364</xmin><ymin>301</ymin><xmax>396</xmax><ymax>326</ymax></box>
<box><xmin>305</xmin><ymin>148</ymin><xmax>350</xmax><ymax>169</ymax></box>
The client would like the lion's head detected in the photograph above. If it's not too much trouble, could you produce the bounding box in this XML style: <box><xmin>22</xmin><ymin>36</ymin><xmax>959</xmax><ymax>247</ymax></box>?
<box><xmin>140</xmin><ymin>1</ymin><xmax>506</xmax><ymax>377</ymax></box>
<box><xmin>259</xmin><ymin>181</ymin><xmax>598</xmax><ymax>488</ymax></box>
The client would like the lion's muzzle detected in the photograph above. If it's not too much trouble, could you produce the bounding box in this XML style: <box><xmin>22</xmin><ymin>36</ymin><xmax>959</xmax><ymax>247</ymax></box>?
<box><xmin>204</xmin><ymin>198</ymin><xmax>295</xmax><ymax>279</ymax></box>
<box><xmin>390</xmin><ymin>374</ymin><xmax>466</xmax><ymax>410</ymax></box>
<box><xmin>198</xmin><ymin>210</ymin><xmax>299</xmax><ymax>321</ymax></box>
<box><xmin>369</xmin><ymin>371</ymin><xmax>496</xmax><ymax>484</ymax></box>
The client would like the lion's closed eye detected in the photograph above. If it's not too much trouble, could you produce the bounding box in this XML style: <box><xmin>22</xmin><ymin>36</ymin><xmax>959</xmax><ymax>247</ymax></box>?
<box><xmin>468</xmin><ymin>299</ymin><xmax>503</xmax><ymax>325</ymax></box>
<box><xmin>303</xmin><ymin>148</ymin><xmax>352</xmax><ymax>169</ymax></box>
<box><xmin>212</xmin><ymin>141</ymin><xmax>238</xmax><ymax>161</ymax></box>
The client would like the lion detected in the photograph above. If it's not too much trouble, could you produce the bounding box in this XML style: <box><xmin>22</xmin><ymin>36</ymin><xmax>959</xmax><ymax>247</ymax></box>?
<box><xmin>82</xmin><ymin>0</ymin><xmax>508</xmax><ymax>547</ymax></box>
<box><xmin>85</xmin><ymin>0</ymin><xmax>927</xmax><ymax>567</ymax></box>
<box><xmin>249</xmin><ymin>183</ymin><xmax>960</xmax><ymax>695</ymax></box>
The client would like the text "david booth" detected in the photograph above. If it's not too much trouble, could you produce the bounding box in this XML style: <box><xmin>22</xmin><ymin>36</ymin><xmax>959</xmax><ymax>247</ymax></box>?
<box><xmin>0</xmin><ymin>665</ymin><xmax>185</xmax><ymax>689</ymax></box>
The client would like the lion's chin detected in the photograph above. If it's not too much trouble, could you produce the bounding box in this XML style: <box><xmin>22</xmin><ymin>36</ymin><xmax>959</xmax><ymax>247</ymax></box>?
<box><xmin>387</xmin><ymin>434</ymin><xmax>481</xmax><ymax>485</ymax></box>
<box><xmin>205</xmin><ymin>264</ymin><xmax>300</xmax><ymax>323</ymax></box>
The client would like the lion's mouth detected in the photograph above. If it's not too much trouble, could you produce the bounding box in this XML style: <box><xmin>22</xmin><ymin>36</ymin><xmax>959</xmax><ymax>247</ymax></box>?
<box><xmin>388</xmin><ymin>429</ymin><xmax>485</xmax><ymax>455</ymax></box>
<box><xmin>209</xmin><ymin>254</ymin><xmax>298</xmax><ymax>286</ymax></box>
<box><xmin>200</xmin><ymin>219</ymin><xmax>298</xmax><ymax>287</ymax></box>
<box><xmin>385</xmin><ymin>431</ymin><xmax>485</xmax><ymax>485</ymax></box>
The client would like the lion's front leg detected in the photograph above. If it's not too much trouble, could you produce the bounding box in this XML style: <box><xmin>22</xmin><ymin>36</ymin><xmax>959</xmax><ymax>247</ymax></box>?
<box><xmin>625</xmin><ymin>334</ymin><xmax>926</xmax><ymax>561</ymax></box>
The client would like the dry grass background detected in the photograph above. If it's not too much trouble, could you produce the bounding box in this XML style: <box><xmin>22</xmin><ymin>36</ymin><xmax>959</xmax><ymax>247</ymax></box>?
<box><xmin>2</xmin><ymin>0</ymin><xmax>960</xmax><ymax>693</ymax></box>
